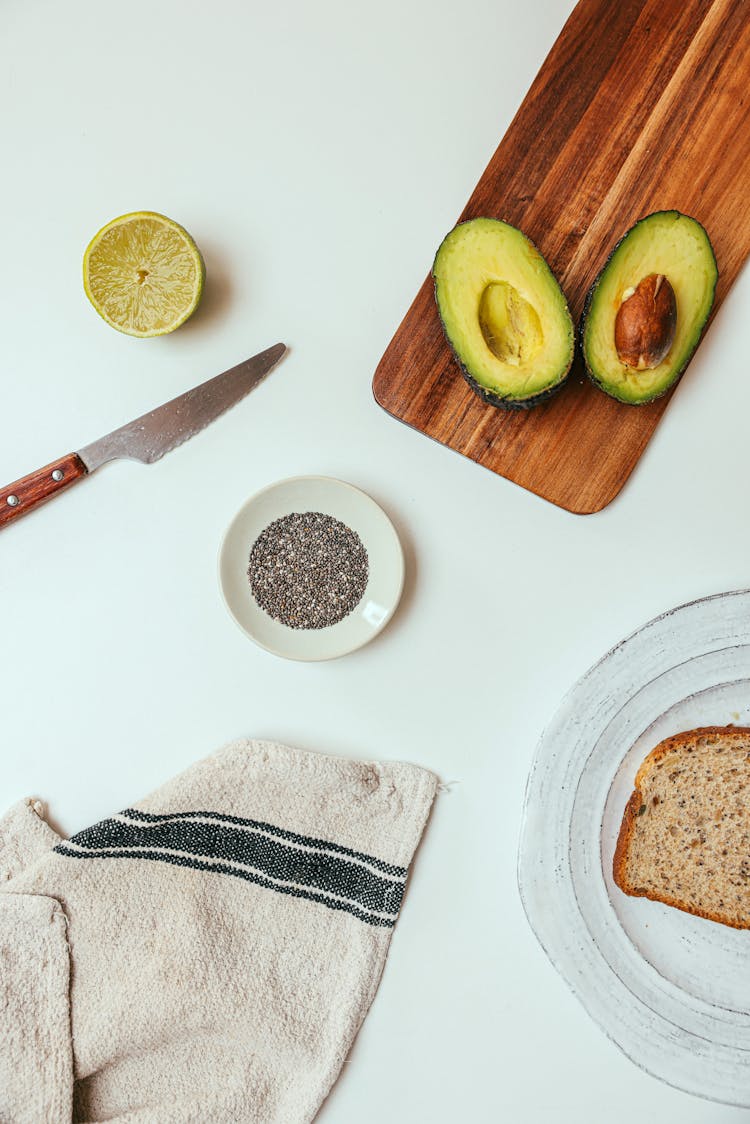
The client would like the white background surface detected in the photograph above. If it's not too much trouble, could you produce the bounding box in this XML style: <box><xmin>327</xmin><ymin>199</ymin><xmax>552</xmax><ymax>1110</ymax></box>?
<box><xmin>3</xmin><ymin>1</ymin><xmax>750</xmax><ymax>1120</ymax></box>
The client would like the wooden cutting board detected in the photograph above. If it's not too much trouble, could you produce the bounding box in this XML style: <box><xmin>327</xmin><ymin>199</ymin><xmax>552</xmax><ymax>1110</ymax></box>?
<box><xmin>372</xmin><ymin>0</ymin><xmax>750</xmax><ymax>514</ymax></box>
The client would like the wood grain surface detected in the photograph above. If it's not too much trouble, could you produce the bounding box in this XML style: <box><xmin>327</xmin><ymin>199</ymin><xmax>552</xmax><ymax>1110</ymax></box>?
<box><xmin>0</xmin><ymin>452</ymin><xmax>88</xmax><ymax>528</ymax></box>
<box><xmin>372</xmin><ymin>0</ymin><xmax>750</xmax><ymax>514</ymax></box>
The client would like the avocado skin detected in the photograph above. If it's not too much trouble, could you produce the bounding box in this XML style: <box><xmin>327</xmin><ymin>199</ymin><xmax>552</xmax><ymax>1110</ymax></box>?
<box><xmin>580</xmin><ymin>210</ymin><xmax>719</xmax><ymax>405</ymax></box>
<box><xmin>432</xmin><ymin>220</ymin><xmax>574</xmax><ymax>411</ymax></box>
<box><xmin>450</xmin><ymin>348</ymin><xmax>567</xmax><ymax>411</ymax></box>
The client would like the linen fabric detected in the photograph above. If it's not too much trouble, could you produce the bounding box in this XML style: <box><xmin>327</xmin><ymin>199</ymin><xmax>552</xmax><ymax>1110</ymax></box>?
<box><xmin>0</xmin><ymin>740</ymin><xmax>436</xmax><ymax>1123</ymax></box>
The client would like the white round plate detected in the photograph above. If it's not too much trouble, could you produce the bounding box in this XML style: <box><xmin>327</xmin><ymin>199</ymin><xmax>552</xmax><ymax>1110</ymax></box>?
<box><xmin>218</xmin><ymin>476</ymin><xmax>404</xmax><ymax>661</ymax></box>
<box><xmin>518</xmin><ymin>589</ymin><xmax>750</xmax><ymax>1106</ymax></box>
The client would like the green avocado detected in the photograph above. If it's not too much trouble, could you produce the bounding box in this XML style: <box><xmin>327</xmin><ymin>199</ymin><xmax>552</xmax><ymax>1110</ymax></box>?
<box><xmin>581</xmin><ymin>211</ymin><xmax>718</xmax><ymax>405</ymax></box>
<box><xmin>432</xmin><ymin>218</ymin><xmax>574</xmax><ymax>410</ymax></box>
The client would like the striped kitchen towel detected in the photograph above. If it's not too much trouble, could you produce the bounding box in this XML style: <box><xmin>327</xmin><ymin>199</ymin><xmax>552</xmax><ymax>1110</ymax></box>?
<box><xmin>0</xmin><ymin>739</ymin><xmax>437</xmax><ymax>1123</ymax></box>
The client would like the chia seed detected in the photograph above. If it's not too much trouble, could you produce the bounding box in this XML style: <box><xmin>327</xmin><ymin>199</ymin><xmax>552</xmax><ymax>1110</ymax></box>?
<box><xmin>248</xmin><ymin>511</ymin><xmax>369</xmax><ymax>630</ymax></box>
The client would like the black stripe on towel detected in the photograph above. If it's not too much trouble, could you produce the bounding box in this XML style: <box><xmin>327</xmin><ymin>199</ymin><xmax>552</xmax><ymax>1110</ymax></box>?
<box><xmin>120</xmin><ymin>807</ymin><xmax>407</xmax><ymax>877</ymax></box>
<box><xmin>53</xmin><ymin>845</ymin><xmax>396</xmax><ymax>927</ymax></box>
<box><xmin>55</xmin><ymin>811</ymin><xmax>406</xmax><ymax>926</ymax></box>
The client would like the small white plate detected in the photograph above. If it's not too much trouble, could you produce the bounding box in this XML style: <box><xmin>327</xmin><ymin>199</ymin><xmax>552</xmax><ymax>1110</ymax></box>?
<box><xmin>218</xmin><ymin>476</ymin><xmax>404</xmax><ymax>661</ymax></box>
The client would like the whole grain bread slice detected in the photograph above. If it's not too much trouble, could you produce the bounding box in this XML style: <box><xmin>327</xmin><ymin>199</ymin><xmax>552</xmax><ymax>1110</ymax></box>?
<box><xmin>613</xmin><ymin>726</ymin><xmax>750</xmax><ymax>930</ymax></box>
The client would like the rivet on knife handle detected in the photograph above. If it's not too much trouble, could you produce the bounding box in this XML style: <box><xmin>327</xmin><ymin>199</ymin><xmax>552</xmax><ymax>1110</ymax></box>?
<box><xmin>0</xmin><ymin>453</ymin><xmax>88</xmax><ymax>528</ymax></box>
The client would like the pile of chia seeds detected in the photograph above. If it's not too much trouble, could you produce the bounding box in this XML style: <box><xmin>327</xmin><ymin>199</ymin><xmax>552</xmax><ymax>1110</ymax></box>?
<box><xmin>248</xmin><ymin>511</ymin><xmax>369</xmax><ymax>630</ymax></box>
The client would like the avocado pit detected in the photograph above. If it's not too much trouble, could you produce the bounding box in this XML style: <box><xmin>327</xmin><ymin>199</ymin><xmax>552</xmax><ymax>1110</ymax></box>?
<box><xmin>478</xmin><ymin>281</ymin><xmax>543</xmax><ymax>367</ymax></box>
<box><xmin>614</xmin><ymin>272</ymin><xmax>677</xmax><ymax>371</ymax></box>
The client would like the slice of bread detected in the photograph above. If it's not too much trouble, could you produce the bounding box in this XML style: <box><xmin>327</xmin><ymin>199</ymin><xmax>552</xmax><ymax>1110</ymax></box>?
<box><xmin>613</xmin><ymin>726</ymin><xmax>750</xmax><ymax>930</ymax></box>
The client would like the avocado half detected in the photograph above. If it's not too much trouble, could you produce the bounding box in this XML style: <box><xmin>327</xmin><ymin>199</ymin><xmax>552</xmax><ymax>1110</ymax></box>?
<box><xmin>581</xmin><ymin>211</ymin><xmax>718</xmax><ymax>405</ymax></box>
<box><xmin>432</xmin><ymin>218</ymin><xmax>575</xmax><ymax>410</ymax></box>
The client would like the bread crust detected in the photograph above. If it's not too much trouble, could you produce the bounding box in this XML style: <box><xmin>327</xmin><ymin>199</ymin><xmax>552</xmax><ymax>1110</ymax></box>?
<box><xmin>612</xmin><ymin>725</ymin><xmax>750</xmax><ymax>930</ymax></box>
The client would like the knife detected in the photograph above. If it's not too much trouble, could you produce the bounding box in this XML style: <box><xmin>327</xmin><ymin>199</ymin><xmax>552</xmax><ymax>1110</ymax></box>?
<box><xmin>0</xmin><ymin>342</ymin><xmax>286</xmax><ymax>529</ymax></box>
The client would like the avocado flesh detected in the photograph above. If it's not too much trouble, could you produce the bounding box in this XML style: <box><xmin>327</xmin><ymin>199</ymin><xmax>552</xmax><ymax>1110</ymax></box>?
<box><xmin>433</xmin><ymin>219</ymin><xmax>574</xmax><ymax>409</ymax></box>
<box><xmin>479</xmin><ymin>281</ymin><xmax>544</xmax><ymax>365</ymax></box>
<box><xmin>582</xmin><ymin>211</ymin><xmax>717</xmax><ymax>405</ymax></box>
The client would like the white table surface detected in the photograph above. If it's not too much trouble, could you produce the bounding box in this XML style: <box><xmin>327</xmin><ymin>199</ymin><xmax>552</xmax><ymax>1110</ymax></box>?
<box><xmin>3</xmin><ymin>1</ymin><xmax>750</xmax><ymax>1120</ymax></box>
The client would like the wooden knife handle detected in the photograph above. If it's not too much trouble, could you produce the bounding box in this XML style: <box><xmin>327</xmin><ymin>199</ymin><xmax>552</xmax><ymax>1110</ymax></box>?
<box><xmin>0</xmin><ymin>453</ymin><xmax>88</xmax><ymax>528</ymax></box>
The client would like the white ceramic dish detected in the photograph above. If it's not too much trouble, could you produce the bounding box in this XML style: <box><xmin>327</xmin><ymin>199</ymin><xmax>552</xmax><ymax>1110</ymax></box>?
<box><xmin>218</xmin><ymin>476</ymin><xmax>404</xmax><ymax>661</ymax></box>
<box><xmin>518</xmin><ymin>589</ymin><xmax>750</xmax><ymax>1106</ymax></box>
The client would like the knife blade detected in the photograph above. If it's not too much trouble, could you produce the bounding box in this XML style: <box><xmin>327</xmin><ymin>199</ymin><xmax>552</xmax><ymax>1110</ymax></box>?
<box><xmin>0</xmin><ymin>342</ymin><xmax>286</xmax><ymax>529</ymax></box>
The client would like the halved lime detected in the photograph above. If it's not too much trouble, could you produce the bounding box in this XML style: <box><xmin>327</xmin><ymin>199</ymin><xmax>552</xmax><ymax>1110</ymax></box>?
<box><xmin>83</xmin><ymin>211</ymin><xmax>205</xmax><ymax>337</ymax></box>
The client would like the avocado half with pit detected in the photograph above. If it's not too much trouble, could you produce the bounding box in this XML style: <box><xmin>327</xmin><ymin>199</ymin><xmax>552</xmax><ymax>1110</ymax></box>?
<box><xmin>581</xmin><ymin>211</ymin><xmax>718</xmax><ymax>405</ymax></box>
<box><xmin>433</xmin><ymin>218</ymin><xmax>574</xmax><ymax>410</ymax></box>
